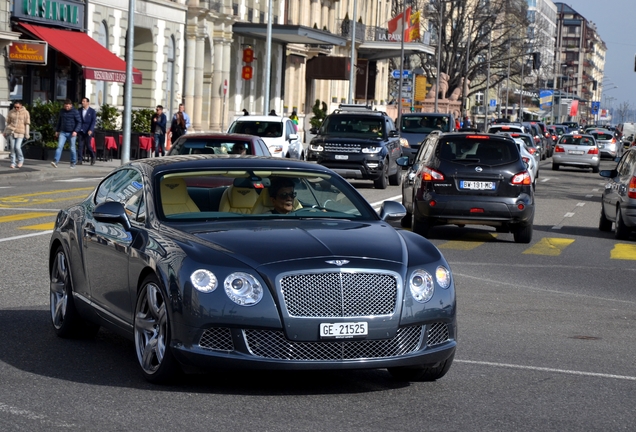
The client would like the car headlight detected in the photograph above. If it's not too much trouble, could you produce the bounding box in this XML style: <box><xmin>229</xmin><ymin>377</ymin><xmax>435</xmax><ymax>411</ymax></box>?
<box><xmin>435</xmin><ymin>266</ymin><xmax>451</xmax><ymax>289</ymax></box>
<box><xmin>362</xmin><ymin>146</ymin><xmax>382</xmax><ymax>154</ymax></box>
<box><xmin>190</xmin><ymin>269</ymin><xmax>218</xmax><ymax>293</ymax></box>
<box><xmin>409</xmin><ymin>269</ymin><xmax>434</xmax><ymax>303</ymax></box>
<box><xmin>399</xmin><ymin>138</ymin><xmax>410</xmax><ymax>148</ymax></box>
<box><xmin>310</xmin><ymin>144</ymin><xmax>324</xmax><ymax>151</ymax></box>
<box><xmin>224</xmin><ymin>272</ymin><xmax>263</xmax><ymax>306</ymax></box>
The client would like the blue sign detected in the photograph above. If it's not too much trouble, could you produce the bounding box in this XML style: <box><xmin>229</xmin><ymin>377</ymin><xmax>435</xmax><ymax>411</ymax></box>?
<box><xmin>391</xmin><ymin>69</ymin><xmax>411</xmax><ymax>79</ymax></box>
<box><xmin>539</xmin><ymin>89</ymin><xmax>554</xmax><ymax>110</ymax></box>
<box><xmin>591</xmin><ymin>101</ymin><xmax>600</xmax><ymax>115</ymax></box>
<box><xmin>489</xmin><ymin>99</ymin><xmax>496</xmax><ymax>107</ymax></box>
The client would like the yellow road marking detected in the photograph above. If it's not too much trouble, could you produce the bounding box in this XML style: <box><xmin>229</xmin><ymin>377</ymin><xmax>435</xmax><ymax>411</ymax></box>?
<box><xmin>0</xmin><ymin>188</ymin><xmax>92</xmax><ymax>208</ymax></box>
<box><xmin>438</xmin><ymin>233</ymin><xmax>497</xmax><ymax>250</ymax></box>
<box><xmin>19</xmin><ymin>222</ymin><xmax>56</xmax><ymax>230</ymax></box>
<box><xmin>0</xmin><ymin>212</ymin><xmax>57</xmax><ymax>223</ymax></box>
<box><xmin>522</xmin><ymin>237</ymin><xmax>574</xmax><ymax>256</ymax></box>
<box><xmin>610</xmin><ymin>244</ymin><xmax>636</xmax><ymax>260</ymax></box>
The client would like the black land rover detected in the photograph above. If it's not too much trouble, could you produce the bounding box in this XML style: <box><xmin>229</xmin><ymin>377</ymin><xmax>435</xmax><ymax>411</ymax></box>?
<box><xmin>307</xmin><ymin>105</ymin><xmax>403</xmax><ymax>189</ymax></box>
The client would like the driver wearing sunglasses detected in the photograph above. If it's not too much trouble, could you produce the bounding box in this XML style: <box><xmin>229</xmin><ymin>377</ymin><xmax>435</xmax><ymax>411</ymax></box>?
<box><xmin>268</xmin><ymin>177</ymin><xmax>297</xmax><ymax>214</ymax></box>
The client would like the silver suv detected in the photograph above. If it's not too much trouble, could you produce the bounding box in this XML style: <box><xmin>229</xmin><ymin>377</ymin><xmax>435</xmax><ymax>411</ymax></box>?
<box><xmin>599</xmin><ymin>147</ymin><xmax>636</xmax><ymax>239</ymax></box>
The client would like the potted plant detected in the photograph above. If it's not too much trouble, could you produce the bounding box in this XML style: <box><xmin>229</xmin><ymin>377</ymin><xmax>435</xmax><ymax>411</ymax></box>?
<box><xmin>24</xmin><ymin>100</ymin><xmax>64</xmax><ymax>160</ymax></box>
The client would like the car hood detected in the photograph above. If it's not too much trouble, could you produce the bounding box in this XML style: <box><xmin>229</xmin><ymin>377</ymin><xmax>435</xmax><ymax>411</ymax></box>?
<box><xmin>310</xmin><ymin>135</ymin><xmax>384</xmax><ymax>145</ymax></box>
<box><xmin>183</xmin><ymin>220</ymin><xmax>408</xmax><ymax>267</ymax></box>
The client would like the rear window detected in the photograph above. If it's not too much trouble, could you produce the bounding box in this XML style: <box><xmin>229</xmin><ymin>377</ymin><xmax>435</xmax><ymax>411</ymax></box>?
<box><xmin>488</xmin><ymin>126</ymin><xmax>523</xmax><ymax>134</ymax></box>
<box><xmin>438</xmin><ymin>137</ymin><xmax>518</xmax><ymax>164</ymax></box>
<box><xmin>229</xmin><ymin>121</ymin><xmax>283</xmax><ymax>138</ymax></box>
<box><xmin>590</xmin><ymin>132</ymin><xmax>613</xmax><ymax>140</ymax></box>
<box><xmin>401</xmin><ymin>115</ymin><xmax>451</xmax><ymax>133</ymax></box>
<box><xmin>559</xmin><ymin>135</ymin><xmax>595</xmax><ymax>146</ymax></box>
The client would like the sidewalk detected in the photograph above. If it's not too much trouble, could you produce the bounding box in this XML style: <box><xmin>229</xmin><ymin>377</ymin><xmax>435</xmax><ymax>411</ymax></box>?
<box><xmin>0</xmin><ymin>156</ymin><xmax>123</xmax><ymax>185</ymax></box>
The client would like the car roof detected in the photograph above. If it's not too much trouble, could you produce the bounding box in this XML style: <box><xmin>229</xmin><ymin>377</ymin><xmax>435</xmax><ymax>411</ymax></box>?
<box><xmin>232</xmin><ymin>116</ymin><xmax>286</xmax><ymax>122</ymax></box>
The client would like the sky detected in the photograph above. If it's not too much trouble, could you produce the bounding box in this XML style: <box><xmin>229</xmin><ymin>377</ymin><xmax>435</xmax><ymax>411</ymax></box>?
<box><xmin>566</xmin><ymin>0</ymin><xmax>636</xmax><ymax>111</ymax></box>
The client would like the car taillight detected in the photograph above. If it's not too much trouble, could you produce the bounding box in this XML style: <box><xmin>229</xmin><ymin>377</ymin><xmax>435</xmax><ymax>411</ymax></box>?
<box><xmin>527</xmin><ymin>147</ymin><xmax>536</xmax><ymax>155</ymax></box>
<box><xmin>611</xmin><ymin>137</ymin><xmax>616</xmax><ymax>144</ymax></box>
<box><xmin>511</xmin><ymin>171</ymin><xmax>532</xmax><ymax>185</ymax></box>
<box><xmin>587</xmin><ymin>147</ymin><xmax>599</xmax><ymax>155</ymax></box>
<box><xmin>555</xmin><ymin>145</ymin><xmax>564</xmax><ymax>152</ymax></box>
<box><xmin>522</xmin><ymin>156</ymin><xmax>530</xmax><ymax>164</ymax></box>
<box><xmin>629</xmin><ymin>176</ymin><xmax>636</xmax><ymax>199</ymax></box>
<box><xmin>422</xmin><ymin>167</ymin><xmax>445</xmax><ymax>181</ymax></box>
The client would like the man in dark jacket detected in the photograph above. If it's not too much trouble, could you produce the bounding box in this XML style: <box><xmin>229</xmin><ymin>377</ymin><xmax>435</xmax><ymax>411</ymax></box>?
<box><xmin>52</xmin><ymin>99</ymin><xmax>82</xmax><ymax>168</ymax></box>
<box><xmin>151</xmin><ymin>105</ymin><xmax>167</xmax><ymax>157</ymax></box>
<box><xmin>78</xmin><ymin>97</ymin><xmax>97</xmax><ymax>165</ymax></box>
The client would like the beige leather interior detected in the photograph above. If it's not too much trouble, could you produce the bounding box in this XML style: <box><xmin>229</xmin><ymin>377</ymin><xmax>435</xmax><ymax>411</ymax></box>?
<box><xmin>161</xmin><ymin>177</ymin><xmax>200</xmax><ymax>215</ymax></box>
<box><xmin>219</xmin><ymin>178</ymin><xmax>260</xmax><ymax>214</ymax></box>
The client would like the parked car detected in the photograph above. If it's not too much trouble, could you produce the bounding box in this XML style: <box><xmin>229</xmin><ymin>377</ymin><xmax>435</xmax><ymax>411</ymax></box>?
<box><xmin>523</xmin><ymin>122</ymin><xmax>552</xmax><ymax>159</ymax></box>
<box><xmin>399</xmin><ymin>112</ymin><xmax>456</xmax><ymax>159</ymax></box>
<box><xmin>398</xmin><ymin>131</ymin><xmax>535</xmax><ymax>243</ymax></box>
<box><xmin>599</xmin><ymin>148</ymin><xmax>636</xmax><ymax>239</ymax></box>
<box><xmin>227</xmin><ymin>116</ymin><xmax>303</xmax><ymax>159</ymax></box>
<box><xmin>588</xmin><ymin>129</ymin><xmax>622</xmax><ymax>159</ymax></box>
<box><xmin>508</xmin><ymin>132</ymin><xmax>541</xmax><ymax>165</ymax></box>
<box><xmin>167</xmin><ymin>133</ymin><xmax>271</xmax><ymax>156</ymax></box>
<box><xmin>552</xmin><ymin>133</ymin><xmax>600</xmax><ymax>172</ymax></box>
<box><xmin>559</xmin><ymin>121</ymin><xmax>581</xmax><ymax>133</ymax></box>
<box><xmin>307</xmin><ymin>105</ymin><xmax>403</xmax><ymax>189</ymax></box>
<box><xmin>48</xmin><ymin>155</ymin><xmax>457</xmax><ymax>383</ymax></box>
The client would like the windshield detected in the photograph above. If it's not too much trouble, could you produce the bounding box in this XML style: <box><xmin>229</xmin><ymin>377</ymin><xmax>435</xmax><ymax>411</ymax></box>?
<box><xmin>319</xmin><ymin>117</ymin><xmax>384</xmax><ymax>137</ymax></box>
<box><xmin>157</xmin><ymin>169</ymin><xmax>376</xmax><ymax>221</ymax></box>
<box><xmin>229</xmin><ymin>121</ymin><xmax>283</xmax><ymax>138</ymax></box>
<box><xmin>400</xmin><ymin>115</ymin><xmax>451</xmax><ymax>133</ymax></box>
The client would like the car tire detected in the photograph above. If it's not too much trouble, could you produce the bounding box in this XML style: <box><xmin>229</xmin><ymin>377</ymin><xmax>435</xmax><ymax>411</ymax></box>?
<box><xmin>388</xmin><ymin>165</ymin><xmax>401</xmax><ymax>186</ymax></box>
<box><xmin>388</xmin><ymin>353</ymin><xmax>454</xmax><ymax>381</ymax></box>
<box><xmin>592</xmin><ymin>165</ymin><xmax>600</xmax><ymax>173</ymax></box>
<box><xmin>411</xmin><ymin>209</ymin><xmax>431</xmax><ymax>237</ymax></box>
<box><xmin>50</xmin><ymin>246</ymin><xmax>100</xmax><ymax>338</ymax></box>
<box><xmin>599</xmin><ymin>204</ymin><xmax>612</xmax><ymax>232</ymax></box>
<box><xmin>513</xmin><ymin>223</ymin><xmax>533</xmax><ymax>244</ymax></box>
<box><xmin>134</xmin><ymin>275</ymin><xmax>180</xmax><ymax>384</ymax></box>
<box><xmin>374</xmin><ymin>161</ymin><xmax>389</xmax><ymax>189</ymax></box>
<box><xmin>614</xmin><ymin>207</ymin><xmax>631</xmax><ymax>240</ymax></box>
<box><xmin>552</xmin><ymin>163</ymin><xmax>559</xmax><ymax>171</ymax></box>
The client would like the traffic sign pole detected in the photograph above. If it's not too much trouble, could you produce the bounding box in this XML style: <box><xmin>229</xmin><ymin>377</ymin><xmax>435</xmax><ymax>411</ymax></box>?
<box><xmin>221</xmin><ymin>79</ymin><xmax>228</xmax><ymax>132</ymax></box>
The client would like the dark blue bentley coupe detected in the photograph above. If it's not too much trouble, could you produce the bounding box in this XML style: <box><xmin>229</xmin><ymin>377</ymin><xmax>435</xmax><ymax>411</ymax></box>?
<box><xmin>49</xmin><ymin>155</ymin><xmax>456</xmax><ymax>383</ymax></box>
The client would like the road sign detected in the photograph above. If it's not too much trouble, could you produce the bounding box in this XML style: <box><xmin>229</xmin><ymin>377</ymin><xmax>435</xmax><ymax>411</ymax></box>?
<box><xmin>223</xmin><ymin>79</ymin><xmax>228</xmax><ymax>95</ymax></box>
<box><xmin>489</xmin><ymin>99</ymin><xmax>496</xmax><ymax>107</ymax></box>
<box><xmin>391</xmin><ymin>69</ymin><xmax>412</xmax><ymax>79</ymax></box>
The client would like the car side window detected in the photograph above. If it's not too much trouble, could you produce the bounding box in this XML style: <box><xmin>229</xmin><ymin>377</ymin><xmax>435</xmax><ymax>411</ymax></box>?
<box><xmin>106</xmin><ymin>169</ymin><xmax>146</xmax><ymax>223</ymax></box>
<box><xmin>419</xmin><ymin>136</ymin><xmax>437</xmax><ymax>162</ymax></box>
<box><xmin>619</xmin><ymin>152</ymin><xmax>636</xmax><ymax>177</ymax></box>
<box><xmin>95</xmin><ymin>175</ymin><xmax>115</xmax><ymax>205</ymax></box>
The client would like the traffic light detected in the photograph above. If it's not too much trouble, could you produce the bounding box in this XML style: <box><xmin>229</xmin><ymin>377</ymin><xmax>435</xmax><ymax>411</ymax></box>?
<box><xmin>242</xmin><ymin>47</ymin><xmax>254</xmax><ymax>63</ymax></box>
<box><xmin>242</xmin><ymin>65</ymin><xmax>253</xmax><ymax>80</ymax></box>
<box><xmin>532</xmin><ymin>52</ymin><xmax>541</xmax><ymax>70</ymax></box>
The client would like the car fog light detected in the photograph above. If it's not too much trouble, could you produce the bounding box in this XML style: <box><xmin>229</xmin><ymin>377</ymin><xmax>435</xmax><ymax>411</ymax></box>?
<box><xmin>517</xmin><ymin>203</ymin><xmax>525</xmax><ymax>210</ymax></box>
<box><xmin>190</xmin><ymin>269</ymin><xmax>218</xmax><ymax>293</ymax></box>
<box><xmin>409</xmin><ymin>269</ymin><xmax>434</xmax><ymax>303</ymax></box>
<box><xmin>367</xmin><ymin>163</ymin><xmax>379</xmax><ymax>169</ymax></box>
<box><xmin>436</xmin><ymin>266</ymin><xmax>451</xmax><ymax>289</ymax></box>
<box><xmin>224</xmin><ymin>272</ymin><xmax>263</xmax><ymax>306</ymax></box>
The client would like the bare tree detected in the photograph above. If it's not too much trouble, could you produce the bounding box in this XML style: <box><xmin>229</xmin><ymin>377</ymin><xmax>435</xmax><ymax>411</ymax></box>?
<box><xmin>615</xmin><ymin>101</ymin><xmax>632</xmax><ymax>124</ymax></box>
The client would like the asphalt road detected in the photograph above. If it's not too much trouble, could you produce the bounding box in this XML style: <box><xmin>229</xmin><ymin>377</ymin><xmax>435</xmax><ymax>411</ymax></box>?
<box><xmin>1</xmin><ymin>156</ymin><xmax>636</xmax><ymax>431</ymax></box>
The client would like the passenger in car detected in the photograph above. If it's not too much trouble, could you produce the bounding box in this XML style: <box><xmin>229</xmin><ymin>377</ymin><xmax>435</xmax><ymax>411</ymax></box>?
<box><xmin>230</xmin><ymin>142</ymin><xmax>247</xmax><ymax>155</ymax></box>
<box><xmin>268</xmin><ymin>177</ymin><xmax>297</xmax><ymax>214</ymax></box>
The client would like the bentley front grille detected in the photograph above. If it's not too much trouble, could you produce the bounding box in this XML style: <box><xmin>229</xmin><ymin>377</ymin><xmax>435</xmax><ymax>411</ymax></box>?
<box><xmin>199</xmin><ymin>327</ymin><xmax>234</xmax><ymax>352</ymax></box>
<box><xmin>280</xmin><ymin>272</ymin><xmax>398</xmax><ymax>318</ymax></box>
<box><xmin>427</xmin><ymin>322</ymin><xmax>450</xmax><ymax>346</ymax></box>
<box><xmin>244</xmin><ymin>326</ymin><xmax>423</xmax><ymax>361</ymax></box>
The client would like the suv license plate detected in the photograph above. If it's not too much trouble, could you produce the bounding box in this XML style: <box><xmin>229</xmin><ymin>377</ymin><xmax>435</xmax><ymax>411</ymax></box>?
<box><xmin>320</xmin><ymin>322</ymin><xmax>368</xmax><ymax>339</ymax></box>
<box><xmin>335</xmin><ymin>155</ymin><xmax>348</xmax><ymax>160</ymax></box>
<box><xmin>569</xmin><ymin>150</ymin><xmax>584</xmax><ymax>155</ymax></box>
<box><xmin>460</xmin><ymin>181</ymin><xmax>495</xmax><ymax>190</ymax></box>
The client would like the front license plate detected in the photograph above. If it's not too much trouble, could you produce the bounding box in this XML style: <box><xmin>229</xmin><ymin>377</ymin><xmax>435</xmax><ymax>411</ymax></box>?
<box><xmin>460</xmin><ymin>181</ymin><xmax>495</xmax><ymax>190</ymax></box>
<box><xmin>335</xmin><ymin>155</ymin><xmax>348</xmax><ymax>160</ymax></box>
<box><xmin>569</xmin><ymin>150</ymin><xmax>584</xmax><ymax>155</ymax></box>
<box><xmin>320</xmin><ymin>322</ymin><xmax>368</xmax><ymax>339</ymax></box>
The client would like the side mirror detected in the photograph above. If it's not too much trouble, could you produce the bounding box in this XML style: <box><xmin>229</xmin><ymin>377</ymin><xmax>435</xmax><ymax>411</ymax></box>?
<box><xmin>309</xmin><ymin>127</ymin><xmax>318</xmax><ymax>134</ymax></box>
<box><xmin>599</xmin><ymin>169</ymin><xmax>616</xmax><ymax>178</ymax></box>
<box><xmin>288</xmin><ymin>133</ymin><xmax>298</xmax><ymax>141</ymax></box>
<box><xmin>94</xmin><ymin>201</ymin><xmax>132</xmax><ymax>231</ymax></box>
<box><xmin>396</xmin><ymin>156</ymin><xmax>411</xmax><ymax>167</ymax></box>
<box><xmin>379</xmin><ymin>201</ymin><xmax>407</xmax><ymax>221</ymax></box>
<box><xmin>389</xmin><ymin>130</ymin><xmax>399</xmax><ymax>137</ymax></box>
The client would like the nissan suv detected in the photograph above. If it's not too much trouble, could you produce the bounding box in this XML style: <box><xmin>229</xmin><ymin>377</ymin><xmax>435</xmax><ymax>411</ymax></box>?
<box><xmin>397</xmin><ymin>131</ymin><xmax>535</xmax><ymax>243</ymax></box>
<box><xmin>307</xmin><ymin>105</ymin><xmax>403</xmax><ymax>189</ymax></box>
<box><xmin>599</xmin><ymin>147</ymin><xmax>636</xmax><ymax>240</ymax></box>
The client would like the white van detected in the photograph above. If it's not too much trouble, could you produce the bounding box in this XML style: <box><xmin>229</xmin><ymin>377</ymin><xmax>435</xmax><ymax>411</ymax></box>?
<box><xmin>619</xmin><ymin>122</ymin><xmax>636</xmax><ymax>145</ymax></box>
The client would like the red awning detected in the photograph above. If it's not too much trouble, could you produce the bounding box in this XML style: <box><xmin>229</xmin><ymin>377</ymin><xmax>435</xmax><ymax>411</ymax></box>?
<box><xmin>19</xmin><ymin>23</ymin><xmax>142</xmax><ymax>84</ymax></box>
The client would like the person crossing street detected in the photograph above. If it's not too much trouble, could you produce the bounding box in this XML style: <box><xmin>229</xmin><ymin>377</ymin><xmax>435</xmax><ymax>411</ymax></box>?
<box><xmin>52</xmin><ymin>99</ymin><xmax>81</xmax><ymax>168</ymax></box>
<box><xmin>78</xmin><ymin>97</ymin><xmax>97</xmax><ymax>165</ymax></box>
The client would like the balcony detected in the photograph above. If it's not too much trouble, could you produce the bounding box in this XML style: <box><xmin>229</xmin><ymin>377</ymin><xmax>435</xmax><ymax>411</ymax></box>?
<box><xmin>336</xmin><ymin>19</ymin><xmax>367</xmax><ymax>42</ymax></box>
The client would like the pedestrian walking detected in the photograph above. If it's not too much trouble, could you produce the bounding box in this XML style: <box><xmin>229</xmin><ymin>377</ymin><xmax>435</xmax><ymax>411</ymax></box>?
<box><xmin>289</xmin><ymin>110</ymin><xmax>299</xmax><ymax>131</ymax></box>
<box><xmin>52</xmin><ymin>99</ymin><xmax>81</xmax><ymax>168</ymax></box>
<box><xmin>3</xmin><ymin>100</ymin><xmax>30</xmax><ymax>169</ymax></box>
<box><xmin>151</xmin><ymin>105</ymin><xmax>167</xmax><ymax>157</ymax></box>
<box><xmin>78</xmin><ymin>97</ymin><xmax>97</xmax><ymax>165</ymax></box>
<box><xmin>269</xmin><ymin>109</ymin><xmax>277</xmax><ymax>116</ymax></box>
<box><xmin>172</xmin><ymin>103</ymin><xmax>191</xmax><ymax>133</ymax></box>
<box><xmin>242</xmin><ymin>108</ymin><xmax>249</xmax><ymax>116</ymax></box>
<box><xmin>170</xmin><ymin>111</ymin><xmax>187</xmax><ymax>143</ymax></box>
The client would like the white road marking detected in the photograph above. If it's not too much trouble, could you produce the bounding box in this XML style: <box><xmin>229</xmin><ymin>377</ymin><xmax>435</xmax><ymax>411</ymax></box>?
<box><xmin>551</xmin><ymin>225</ymin><xmax>562</xmax><ymax>229</ymax></box>
<box><xmin>592</xmin><ymin>188</ymin><xmax>600</xmax><ymax>192</ymax></box>
<box><xmin>576</xmin><ymin>202</ymin><xmax>585</xmax><ymax>207</ymax></box>
<box><xmin>457</xmin><ymin>359</ymin><xmax>636</xmax><ymax>382</ymax></box>
<box><xmin>0</xmin><ymin>230</ymin><xmax>53</xmax><ymax>243</ymax></box>
<box><xmin>564</xmin><ymin>212</ymin><xmax>575</xmax><ymax>217</ymax></box>
<box><xmin>541</xmin><ymin>178</ymin><xmax>550</xmax><ymax>182</ymax></box>
<box><xmin>0</xmin><ymin>402</ymin><xmax>75</xmax><ymax>427</ymax></box>
<box><xmin>586</xmin><ymin>194</ymin><xmax>593</xmax><ymax>198</ymax></box>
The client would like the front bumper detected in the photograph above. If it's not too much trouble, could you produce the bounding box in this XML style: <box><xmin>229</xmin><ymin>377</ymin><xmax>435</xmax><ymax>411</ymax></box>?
<box><xmin>171</xmin><ymin>322</ymin><xmax>456</xmax><ymax>371</ymax></box>
<box><xmin>307</xmin><ymin>151</ymin><xmax>386</xmax><ymax>180</ymax></box>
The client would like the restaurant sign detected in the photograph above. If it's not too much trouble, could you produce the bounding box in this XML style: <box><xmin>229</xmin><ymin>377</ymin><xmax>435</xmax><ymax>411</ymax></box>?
<box><xmin>15</xmin><ymin>0</ymin><xmax>85</xmax><ymax>31</ymax></box>
<box><xmin>7</xmin><ymin>41</ymin><xmax>48</xmax><ymax>65</ymax></box>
